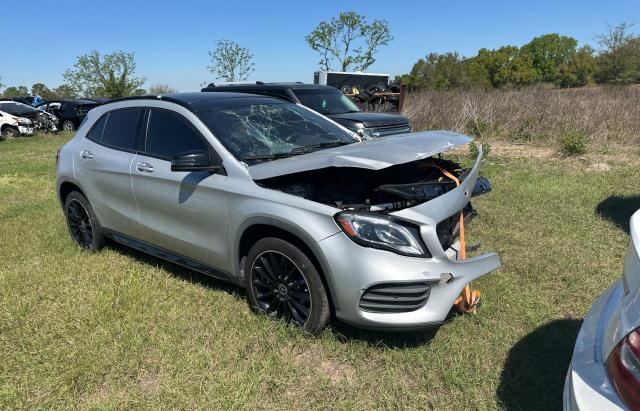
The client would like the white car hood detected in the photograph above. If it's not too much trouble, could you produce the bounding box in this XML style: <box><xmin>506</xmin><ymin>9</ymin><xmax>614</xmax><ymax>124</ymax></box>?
<box><xmin>247</xmin><ymin>130</ymin><xmax>472</xmax><ymax>180</ymax></box>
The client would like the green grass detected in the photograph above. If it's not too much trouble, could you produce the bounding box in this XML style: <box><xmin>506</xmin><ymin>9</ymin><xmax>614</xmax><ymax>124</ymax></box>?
<box><xmin>1</xmin><ymin>133</ymin><xmax>639</xmax><ymax>410</ymax></box>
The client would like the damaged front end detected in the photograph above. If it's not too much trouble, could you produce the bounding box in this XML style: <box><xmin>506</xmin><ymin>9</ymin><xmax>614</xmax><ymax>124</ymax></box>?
<box><xmin>255</xmin><ymin>149</ymin><xmax>490</xmax><ymax>252</ymax></box>
<box><xmin>248</xmin><ymin>131</ymin><xmax>500</xmax><ymax>328</ymax></box>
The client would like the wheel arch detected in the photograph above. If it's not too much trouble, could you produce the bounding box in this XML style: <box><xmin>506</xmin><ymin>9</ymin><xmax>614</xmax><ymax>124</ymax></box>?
<box><xmin>58</xmin><ymin>180</ymin><xmax>86</xmax><ymax>206</ymax></box>
<box><xmin>236</xmin><ymin>220</ymin><xmax>339</xmax><ymax>313</ymax></box>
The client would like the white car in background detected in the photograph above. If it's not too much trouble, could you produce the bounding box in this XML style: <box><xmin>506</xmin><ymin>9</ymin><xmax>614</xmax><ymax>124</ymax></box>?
<box><xmin>564</xmin><ymin>210</ymin><xmax>640</xmax><ymax>410</ymax></box>
<box><xmin>0</xmin><ymin>110</ymin><xmax>34</xmax><ymax>137</ymax></box>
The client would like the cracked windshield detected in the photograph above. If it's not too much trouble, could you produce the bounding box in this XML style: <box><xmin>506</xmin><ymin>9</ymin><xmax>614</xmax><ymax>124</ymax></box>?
<box><xmin>197</xmin><ymin>103</ymin><xmax>357</xmax><ymax>164</ymax></box>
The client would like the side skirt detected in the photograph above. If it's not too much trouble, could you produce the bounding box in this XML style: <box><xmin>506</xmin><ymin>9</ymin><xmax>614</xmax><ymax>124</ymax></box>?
<box><xmin>106</xmin><ymin>231</ymin><xmax>241</xmax><ymax>286</ymax></box>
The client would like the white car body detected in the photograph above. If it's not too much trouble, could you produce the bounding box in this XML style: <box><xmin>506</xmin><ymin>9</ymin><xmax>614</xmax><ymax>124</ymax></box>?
<box><xmin>564</xmin><ymin>210</ymin><xmax>640</xmax><ymax>410</ymax></box>
<box><xmin>0</xmin><ymin>110</ymin><xmax>34</xmax><ymax>136</ymax></box>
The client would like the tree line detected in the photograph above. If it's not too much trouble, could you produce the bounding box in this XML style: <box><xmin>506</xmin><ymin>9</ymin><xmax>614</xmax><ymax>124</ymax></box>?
<box><xmin>399</xmin><ymin>23</ymin><xmax>640</xmax><ymax>91</ymax></box>
<box><xmin>0</xmin><ymin>11</ymin><xmax>391</xmax><ymax>100</ymax></box>
<box><xmin>1</xmin><ymin>15</ymin><xmax>638</xmax><ymax>100</ymax></box>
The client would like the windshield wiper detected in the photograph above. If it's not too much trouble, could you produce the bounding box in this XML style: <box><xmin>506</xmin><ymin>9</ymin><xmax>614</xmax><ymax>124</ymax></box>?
<box><xmin>241</xmin><ymin>152</ymin><xmax>297</xmax><ymax>162</ymax></box>
<box><xmin>289</xmin><ymin>141</ymin><xmax>352</xmax><ymax>154</ymax></box>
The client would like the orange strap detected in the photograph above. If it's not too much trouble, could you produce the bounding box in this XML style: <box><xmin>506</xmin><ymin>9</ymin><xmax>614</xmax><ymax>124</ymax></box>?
<box><xmin>420</xmin><ymin>163</ymin><xmax>477</xmax><ymax>312</ymax></box>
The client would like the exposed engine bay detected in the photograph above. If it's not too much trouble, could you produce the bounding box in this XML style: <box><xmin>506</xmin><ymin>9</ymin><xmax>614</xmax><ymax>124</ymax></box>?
<box><xmin>256</xmin><ymin>155</ymin><xmax>491</xmax><ymax>250</ymax></box>
<box><xmin>256</xmin><ymin>156</ymin><xmax>476</xmax><ymax>212</ymax></box>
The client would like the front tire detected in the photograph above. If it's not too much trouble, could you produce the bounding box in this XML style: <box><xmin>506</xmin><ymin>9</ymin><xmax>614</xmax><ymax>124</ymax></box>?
<box><xmin>64</xmin><ymin>191</ymin><xmax>105</xmax><ymax>251</ymax></box>
<box><xmin>3</xmin><ymin>127</ymin><xmax>20</xmax><ymax>138</ymax></box>
<box><xmin>245</xmin><ymin>237</ymin><xmax>331</xmax><ymax>334</ymax></box>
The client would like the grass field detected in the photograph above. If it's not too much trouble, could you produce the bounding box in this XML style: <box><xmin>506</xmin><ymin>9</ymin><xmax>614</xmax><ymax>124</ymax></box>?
<box><xmin>1</xmin><ymin>132</ymin><xmax>639</xmax><ymax>409</ymax></box>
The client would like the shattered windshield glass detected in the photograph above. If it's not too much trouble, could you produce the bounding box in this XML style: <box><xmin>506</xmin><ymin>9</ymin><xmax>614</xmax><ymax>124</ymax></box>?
<box><xmin>292</xmin><ymin>88</ymin><xmax>360</xmax><ymax>115</ymax></box>
<box><xmin>197</xmin><ymin>102</ymin><xmax>357</xmax><ymax>164</ymax></box>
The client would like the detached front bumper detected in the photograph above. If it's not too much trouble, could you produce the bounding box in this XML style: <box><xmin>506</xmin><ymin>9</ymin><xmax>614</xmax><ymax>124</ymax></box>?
<box><xmin>318</xmin><ymin>147</ymin><xmax>501</xmax><ymax>329</ymax></box>
<box><xmin>18</xmin><ymin>125</ymin><xmax>34</xmax><ymax>136</ymax></box>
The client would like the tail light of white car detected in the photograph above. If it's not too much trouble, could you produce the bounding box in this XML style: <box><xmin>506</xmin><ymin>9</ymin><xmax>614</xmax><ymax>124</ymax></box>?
<box><xmin>606</xmin><ymin>327</ymin><xmax>640</xmax><ymax>409</ymax></box>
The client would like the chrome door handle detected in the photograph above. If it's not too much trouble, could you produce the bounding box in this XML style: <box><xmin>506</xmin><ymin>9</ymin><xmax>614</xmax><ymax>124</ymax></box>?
<box><xmin>80</xmin><ymin>150</ymin><xmax>93</xmax><ymax>159</ymax></box>
<box><xmin>136</xmin><ymin>162</ymin><xmax>154</xmax><ymax>173</ymax></box>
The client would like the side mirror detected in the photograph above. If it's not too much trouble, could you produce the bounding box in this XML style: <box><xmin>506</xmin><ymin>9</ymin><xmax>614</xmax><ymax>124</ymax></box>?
<box><xmin>171</xmin><ymin>150</ymin><xmax>220</xmax><ymax>172</ymax></box>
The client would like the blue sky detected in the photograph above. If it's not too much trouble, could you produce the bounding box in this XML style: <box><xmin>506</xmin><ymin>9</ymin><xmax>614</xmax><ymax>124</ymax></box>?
<box><xmin>2</xmin><ymin>0</ymin><xmax>638</xmax><ymax>92</ymax></box>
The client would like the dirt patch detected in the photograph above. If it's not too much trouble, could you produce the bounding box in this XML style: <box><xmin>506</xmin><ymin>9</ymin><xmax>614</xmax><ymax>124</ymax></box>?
<box><xmin>290</xmin><ymin>347</ymin><xmax>355</xmax><ymax>384</ymax></box>
<box><xmin>138</xmin><ymin>371</ymin><xmax>160</xmax><ymax>395</ymax></box>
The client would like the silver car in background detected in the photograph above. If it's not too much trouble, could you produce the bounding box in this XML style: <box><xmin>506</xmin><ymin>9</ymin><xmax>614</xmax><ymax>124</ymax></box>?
<box><xmin>55</xmin><ymin>92</ymin><xmax>500</xmax><ymax>333</ymax></box>
<box><xmin>564</xmin><ymin>210</ymin><xmax>640</xmax><ymax>410</ymax></box>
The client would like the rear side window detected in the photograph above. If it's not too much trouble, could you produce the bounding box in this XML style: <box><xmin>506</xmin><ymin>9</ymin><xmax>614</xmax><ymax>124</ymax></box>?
<box><xmin>100</xmin><ymin>108</ymin><xmax>144</xmax><ymax>151</ymax></box>
<box><xmin>85</xmin><ymin>114</ymin><xmax>108</xmax><ymax>141</ymax></box>
<box><xmin>145</xmin><ymin>109</ymin><xmax>207</xmax><ymax>159</ymax></box>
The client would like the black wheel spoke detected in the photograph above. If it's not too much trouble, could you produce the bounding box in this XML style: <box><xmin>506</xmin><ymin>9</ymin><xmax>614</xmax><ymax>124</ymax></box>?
<box><xmin>287</xmin><ymin>301</ymin><xmax>305</xmax><ymax>325</ymax></box>
<box><xmin>251</xmin><ymin>251</ymin><xmax>311</xmax><ymax>327</ymax></box>
<box><xmin>254</xmin><ymin>266</ymin><xmax>276</xmax><ymax>285</ymax></box>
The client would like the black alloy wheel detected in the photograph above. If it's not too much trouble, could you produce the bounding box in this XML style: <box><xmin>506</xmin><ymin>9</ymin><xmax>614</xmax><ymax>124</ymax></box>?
<box><xmin>251</xmin><ymin>251</ymin><xmax>312</xmax><ymax>326</ymax></box>
<box><xmin>67</xmin><ymin>199</ymin><xmax>94</xmax><ymax>248</ymax></box>
<box><xmin>63</xmin><ymin>191</ymin><xmax>105</xmax><ymax>251</ymax></box>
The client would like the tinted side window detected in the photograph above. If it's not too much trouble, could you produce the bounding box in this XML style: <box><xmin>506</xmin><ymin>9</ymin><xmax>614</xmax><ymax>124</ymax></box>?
<box><xmin>145</xmin><ymin>109</ymin><xmax>207</xmax><ymax>159</ymax></box>
<box><xmin>85</xmin><ymin>114</ymin><xmax>108</xmax><ymax>142</ymax></box>
<box><xmin>101</xmin><ymin>108</ymin><xmax>144</xmax><ymax>151</ymax></box>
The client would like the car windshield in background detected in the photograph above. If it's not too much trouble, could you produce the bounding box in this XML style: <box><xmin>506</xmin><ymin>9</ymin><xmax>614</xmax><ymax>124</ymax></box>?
<box><xmin>292</xmin><ymin>88</ymin><xmax>360</xmax><ymax>115</ymax></box>
<box><xmin>0</xmin><ymin>102</ymin><xmax>36</xmax><ymax>115</ymax></box>
<box><xmin>197</xmin><ymin>102</ymin><xmax>356</xmax><ymax>163</ymax></box>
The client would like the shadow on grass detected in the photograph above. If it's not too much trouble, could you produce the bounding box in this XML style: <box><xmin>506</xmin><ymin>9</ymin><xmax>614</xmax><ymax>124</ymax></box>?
<box><xmin>106</xmin><ymin>240</ymin><xmax>245</xmax><ymax>300</ymax></box>
<box><xmin>330</xmin><ymin>321</ymin><xmax>439</xmax><ymax>348</ymax></box>
<box><xmin>596</xmin><ymin>195</ymin><xmax>640</xmax><ymax>234</ymax></box>
<box><xmin>107</xmin><ymin>240</ymin><xmax>441</xmax><ymax>348</ymax></box>
<box><xmin>497</xmin><ymin>319</ymin><xmax>582</xmax><ymax>411</ymax></box>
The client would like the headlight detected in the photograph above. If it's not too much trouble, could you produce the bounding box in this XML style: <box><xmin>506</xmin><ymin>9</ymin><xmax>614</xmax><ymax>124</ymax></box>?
<box><xmin>18</xmin><ymin>118</ymin><xmax>32</xmax><ymax>125</ymax></box>
<box><xmin>334</xmin><ymin>211</ymin><xmax>430</xmax><ymax>257</ymax></box>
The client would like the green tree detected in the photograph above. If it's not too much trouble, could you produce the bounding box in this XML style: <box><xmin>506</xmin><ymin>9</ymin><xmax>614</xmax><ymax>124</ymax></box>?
<box><xmin>2</xmin><ymin>86</ymin><xmax>29</xmax><ymax>98</ymax></box>
<box><xmin>52</xmin><ymin>84</ymin><xmax>78</xmax><ymax>99</ymax></box>
<box><xmin>521</xmin><ymin>34</ymin><xmax>578</xmax><ymax>84</ymax></box>
<box><xmin>409</xmin><ymin>52</ymin><xmax>468</xmax><ymax>90</ymax></box>
<box><xmin>558</xmin><ymin>46</ymin><xmax>596</xmax><ymax>87</ymax></box>
<box><xmin>594</xmin><ymin>23</ymin><xmax>640</xmax><ymax>84</ymax></box>
<box><xmin>208</xmin><ymin>39</ymin><xmax>255</xmax><ymax>82</ymax></box>
<box><xmin>31</xmin><ymin>83</ymin><xmax>57</xmax><ymax>99</ymax></box>
<box><xmin>148</xmin><ymin>84</ymin><xmax>177</xmax><ymax>94</ymax></box>
<box><xmin>63</xmin><ymin>50</ymin><xmax>146</xmax><ymax>98</ymax></box>
<box><xmin>475</xmin><ymin>46</ymin><xmax>540</xmax><ymax>88</ymax></box>
<box><xmin>0</xmin><ymin>76</ymin><xmax>5</xmax><ymax>93</ymax></box>
<box><xmin>305</xmin><ymin>11</ymin><xmax>392</xmax><ymax>71</ymax></box>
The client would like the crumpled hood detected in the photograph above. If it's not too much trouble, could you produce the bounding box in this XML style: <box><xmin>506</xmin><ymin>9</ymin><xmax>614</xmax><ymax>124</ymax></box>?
<box><xmin>248</xmin><ymin>130</ymin><xmax>472</xmax><ymax>180</ymax></box>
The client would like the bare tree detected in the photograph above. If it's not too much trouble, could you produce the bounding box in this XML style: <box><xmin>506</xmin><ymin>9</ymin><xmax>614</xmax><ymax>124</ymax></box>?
<box><xmin>148</xmin><ymin>84</ymin><xmax>177</xmax><ymax>94</ymax></box>
<box><xmin>305</xmin><ymin>11</ymin><xmax>392</xmax><ymax>72</ymax></box>
<box><xmin>208</xmin><ymin>39</ymin><xmax>255</xmax><ymax>82</ymax></box>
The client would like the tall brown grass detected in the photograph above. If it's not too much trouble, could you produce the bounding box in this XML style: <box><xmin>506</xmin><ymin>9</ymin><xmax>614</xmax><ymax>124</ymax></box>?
<box><xmin>401</xmin><ymin>85</ymin><xmax>640</xmax><ymax>147</ymax></box>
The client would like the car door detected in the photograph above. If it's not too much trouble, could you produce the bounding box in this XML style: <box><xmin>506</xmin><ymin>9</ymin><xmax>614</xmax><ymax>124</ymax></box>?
<box><xmin>131</xmin><ymin>108</ymin><xmax>229</xmax><ymax>271</ymax></box>
<box><xmin>75</xmin><ymin>108</ymin><xmax>144</xmax><ymax>236</ymax></box>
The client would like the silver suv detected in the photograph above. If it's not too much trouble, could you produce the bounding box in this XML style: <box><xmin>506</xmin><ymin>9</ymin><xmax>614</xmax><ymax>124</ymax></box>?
<box><xmin>56</xmin><ymin>92</ymin><xmax>500</xmax><ymax>333</ymax></box>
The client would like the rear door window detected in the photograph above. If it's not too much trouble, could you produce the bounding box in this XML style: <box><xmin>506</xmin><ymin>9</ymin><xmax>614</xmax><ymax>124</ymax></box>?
<box><xmin>99</xmin><ymin>108</ymin><xmax>144</xmax><ymax>151</ymax></box>
<box><xmin>144</xmin><ymin>108</ymin><xmax>208</xmax><ymax>160</ymax></box>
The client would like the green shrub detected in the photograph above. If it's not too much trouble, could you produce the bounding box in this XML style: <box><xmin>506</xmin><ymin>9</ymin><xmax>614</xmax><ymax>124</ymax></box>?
<box><xmin>469</xmin><ymin>140</ymin><xmax>491</xmax><ymax>159</ymax></box>
<box><xmin>560</xmin><ymin>130</ymin><xmax>588</xmax><ymax>156</ymax></box>
<box><xmin>466</xmin><ymin>118</ymin><xmax>490</xmax><ymax>137</ymax></box>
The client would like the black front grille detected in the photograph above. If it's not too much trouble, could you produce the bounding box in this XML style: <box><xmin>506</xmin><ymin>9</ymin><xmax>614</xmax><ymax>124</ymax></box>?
<box><xmin>370</xmin><ymin>123</ymin><xmax>411</xmax><ymax>137</ymax></box>
<box><xmin>359</xmin><ymin>282</ymin><xmax>431</xmax><ymax>313</ymax></box>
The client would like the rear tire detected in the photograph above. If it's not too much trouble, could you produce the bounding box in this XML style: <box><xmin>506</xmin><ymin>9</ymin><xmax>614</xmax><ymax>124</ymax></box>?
<box><xmin>64</xmin><ymin>191</ymin><xmax>105</xmax><ymax>251</ymax></box>
<box><xmin>62</xmin><ymin>120</ymin><xmax>75</xmax><ymax>132</ymax></box>
<box><xmin>245</xmin><ymin>237</ymin><xmax>331</xmax><ymax>334</ymax></box>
